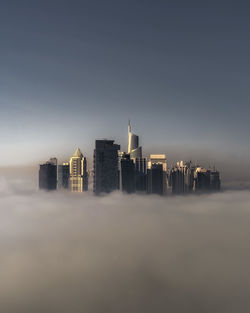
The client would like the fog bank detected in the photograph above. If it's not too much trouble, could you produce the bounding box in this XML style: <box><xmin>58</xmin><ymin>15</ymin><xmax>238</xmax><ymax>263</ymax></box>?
<box><xmin>0</xmin><ymin>177</ymin><xmax>250</xmax><ymax>313</ymax></box>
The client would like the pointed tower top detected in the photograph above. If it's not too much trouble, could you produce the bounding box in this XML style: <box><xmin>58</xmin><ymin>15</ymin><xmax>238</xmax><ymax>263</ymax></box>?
<box><xmin>128</xmin><ymin>119</ymin><xmax>131</xmax><ymax>133</ymax></box>
<box><xmin>73</xmin><ymin>147</ymin><xmax>83</xmax><ymax>158</ymax></box>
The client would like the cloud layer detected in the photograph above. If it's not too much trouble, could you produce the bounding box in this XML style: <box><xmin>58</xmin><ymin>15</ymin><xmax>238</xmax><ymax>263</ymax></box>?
<box><xmin>0</xmin><ymin>177</ymin><xmax>250</xmax><ymax>313</ymax></box>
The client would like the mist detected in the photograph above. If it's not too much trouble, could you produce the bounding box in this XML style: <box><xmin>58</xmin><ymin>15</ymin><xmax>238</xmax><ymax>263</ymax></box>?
<box><xmin>1</xmin><ymin>176</ymin><xmax>250</xmax><ymax>313</ymax></box>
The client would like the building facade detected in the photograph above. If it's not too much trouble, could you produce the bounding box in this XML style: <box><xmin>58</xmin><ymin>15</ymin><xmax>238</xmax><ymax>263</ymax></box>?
<box><xmin>118</xmin><ymin>152</ymin><xmax>136</xmax><ymax>193</ymax></box>
<box><xmin>69</xmin><ymin>148</ymin><xmax>88</xmax><ymax>192</ymax></box>
<box><xmin>57</xmin><ymin>163</ymin><xmax>70</xmax><ymax>189</ymax></box>
<box><xmin>147</xmin><ymin>163</ymin><xmax>163</xmax><ymax>195</ymax></box>
<box><xmin>148</xmin><ymin>154</ymin><xmax>167</xmax><ymax>194</ymax></box>
<box><xmin>169</xmin><ymin>161</ymin><xmax>221</xmax><ymax>194</ymax></box>
<box><xmin>39</xmin><ymin>160</ymin><xmax>57</xmax><ymax>191</ymax></box>
<box><xmin>94</xmin><ymin>140</ymin><xmax>120</xmax><ymax>194</ymax></box>
<box><xmin>128</xmin><ymin>121</ymin><xmax>142</xmax><ymax>159</ymax></box>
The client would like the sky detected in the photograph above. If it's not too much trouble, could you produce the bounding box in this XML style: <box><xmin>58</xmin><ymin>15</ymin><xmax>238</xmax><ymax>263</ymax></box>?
<box><xmin>0</xmin><ymin>0</ymin><xmax>249</xmax><ymax>183</ymax></box>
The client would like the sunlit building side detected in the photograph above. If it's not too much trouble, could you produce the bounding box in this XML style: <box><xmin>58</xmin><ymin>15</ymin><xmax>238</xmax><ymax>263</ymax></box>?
<box><xmin>69</xmin><ymin>148</ymin><xmax>88</xmax><ymax>192</ymax></box>
<box><xmin>127</xmin><ymin>121</ymin><xmax>147</xmax><ymax>192</ymax></box>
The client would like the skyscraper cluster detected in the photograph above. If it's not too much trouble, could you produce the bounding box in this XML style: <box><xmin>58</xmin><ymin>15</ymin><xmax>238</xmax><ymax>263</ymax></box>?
<box><xmin>39</xmin><ymin>122</ymin><xmax>221</xmax><ymax>195</ymax></box>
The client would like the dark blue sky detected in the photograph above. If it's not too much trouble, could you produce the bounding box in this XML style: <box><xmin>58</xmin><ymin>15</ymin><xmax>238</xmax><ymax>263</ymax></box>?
<box><xmin>0</xmin><ymin>0</ymin><xmax>249</xmax><ymax>179</ymax></box>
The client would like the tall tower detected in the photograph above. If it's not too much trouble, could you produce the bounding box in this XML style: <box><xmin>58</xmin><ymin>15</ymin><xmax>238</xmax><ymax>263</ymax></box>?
<box><xmin>147</xmin><ymin>163</ymin><xmax>164</xmax><ymax>195</ymax></box>
<box><xmin>39</xmin><ymin>159</ymin><xmax>57</xmax><ymax>191</ymax></box>
<box><xmin>127</xmin><ymin>121</ymin><xmax>142</xmax><ymax>159</ymax></box>
<box><xmin>148</xmin><ymin>154</ymin><xmax>167</xmax><ymax>194</ymax></box>
<box><xmin>93</xmin><ymin>140</ymin><xmax>120</xmax><ymax>195</ymax></box>
<box><xmin>118</xmin><ymin>152</ymin><xmax>136</xmax><ymax>193</ymax></box>
<box><xmin>57</xmin><ymin>163</ymin><xmax>70</xmax><ymax>189</ymax></box>
<box><xmin>69</xmin><ymin>148</ymin><xmax>88</xmax><ymax>192</ymax></box>
<box><xmin>127</xmin><ymin>121</ymin><xmax>146</xmax><ymax>191</ymax></box>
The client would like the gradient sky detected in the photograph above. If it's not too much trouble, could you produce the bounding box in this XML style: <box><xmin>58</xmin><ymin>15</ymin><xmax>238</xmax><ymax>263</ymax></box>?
<box><xmin>0</xmin><ymin>0</ymin><xmax>249</xmax><ymax>180</ymax></box>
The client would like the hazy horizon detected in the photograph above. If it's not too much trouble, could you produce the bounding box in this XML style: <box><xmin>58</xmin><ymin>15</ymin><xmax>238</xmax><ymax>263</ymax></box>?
<box><xmin>1</xmin><ymin>0</ymin><xmax>249</xmax><ymax>177</ymax></box>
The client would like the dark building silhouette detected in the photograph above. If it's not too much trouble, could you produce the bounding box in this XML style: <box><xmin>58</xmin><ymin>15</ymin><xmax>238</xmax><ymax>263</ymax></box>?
<box><xmin>170</xmin><ymin>169</ymin><xmax>185</xmax><ymax>194</ymax></box>
<box><xmin>209</xmin><ymin>170</ymin><xmax>221</xmax><ymax>191</ymax></box>
<box><xmin>193</xmin><ymin>168</ymin><xmax>210</xmax><ymax>192</ymax></box>
<box><xmin>39</xmin><ymin>162</ymin><xmax>57</xmax><ymax>190</ymax></box>
<box><xmin>147</xmin><ymin>163</ymin><xmax>163</xmax><ymax>195</ymax></box>
<box><xmin>194</xmin><ymin>168</ymin><xmax>221</xmax><ymax>193</ymax></box>
<box><xmin>169</xmin><ymin>161</ymin><xmax>194</xmax><ymax>195</ymax></box>
<box><xmin>119</xmin><ymin>153</ymin><xmax>136</xmax><ymax>193</ymax></box>
<box><xmin>169</xmin><ymin>162</ymin><xmax>221</xmax><ymax>195</ymax></box>
<box><xmin>134</xmin><ymin>157</ymin><xmax>147</xmax><ymax>192</ymax></box>
<box><xmin>93</xmin><ymin>140</ymin><xmax>120</xmax><ymax>195</ymax></box>
<box><xmin>57</xmin><ymin>163</ymin><xmax>70</xmax><ymax>189</ymax></box>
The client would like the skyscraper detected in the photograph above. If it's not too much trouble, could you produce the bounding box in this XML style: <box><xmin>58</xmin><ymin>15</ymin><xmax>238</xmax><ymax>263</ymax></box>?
<box><xmin>128</xmin><ymin>120</ymin><xmax>142</xmax><ymax>159</ymax></box>
<box><xmin>69</xmin><ymin>148</ymin><xmax>88</xmax><ymax>192</ymax></box>
<box><xmin>193</xmin><ymin>167</ymin><xmax>211</xmax><ymax>192</ymax></box>
<box><xmin>209</xmin><ymin>170</ymin><xmax>221</xmax><ymax>191</ymax></box>
<box><xmin>127</xmin><ymin>121</ymin><xmax>147</xmax><ymax>192</ymax></box>
<box><xmin>134</xmin><ymin>157</ymin><xmax>147</xmax><ymax>192</ymax></box>
<box><xmin>147</xmin><ymin>163</ymin><xmax>164</xmax><ymax>195</ymax></box>
<box><xmin>39</xmin><ymin>159</ymin><xmax>57</xmax><ymax>191</ymax></box>
<box><xmin>169</xmin><ymin>161</ymin><xmax>194</xmax><ymax>195</ymax></box>
<box><xmin>118</xmin><ymin>152</ymin><xmax>136</xmax><ymax>193</ymax></box>
<box><xmin>148</xmin><ymin>154</ymin><xmax>167</xmax><ymax>194</ymax></box>
<box><xmin>94</xmin><ymin>140</ymin><xmax>120</xmax><ymax>195</ymax></box>
<box><xmin>169</xmin><ymin>162</ymin><xmax>221</xmax><ymax>194</ymax></box>
<box><xmin>57</xmin><ymin>163</ymin><xmax>70</xmax><ymax>189</ymax></box>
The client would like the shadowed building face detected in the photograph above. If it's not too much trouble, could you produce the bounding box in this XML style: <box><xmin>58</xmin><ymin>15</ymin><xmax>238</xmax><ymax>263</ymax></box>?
<box><xmin>94</xmin><ymin>140</ymin><xmax>120</xmax><ymax>194</ymax></box>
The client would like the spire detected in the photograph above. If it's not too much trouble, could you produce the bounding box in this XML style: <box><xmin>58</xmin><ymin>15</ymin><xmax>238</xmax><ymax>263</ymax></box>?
<box><xmin>128</xmin><ymin>120</ymin><xmax>131</xmax><ymax>153</ymax></box>
<box><xmin>128</xmin><ymin>119</ymin><xmax>131</xmax><ymax>134</ymax></box>
<box><xmin>73</xmin><ymin>147</ymin><xmax>83</xmax><ymax>158</ymax></box>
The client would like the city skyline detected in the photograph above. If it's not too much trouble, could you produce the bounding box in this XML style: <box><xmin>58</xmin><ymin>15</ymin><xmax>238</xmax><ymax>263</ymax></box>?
<box><xmin>39</xmin><ymin>121</ymin><xmax>221</xmax><ymax>195</ymax></box>
<box><xmin>0</xmin><ymin>2</ymin><xmax>250</xmax><ymax>312</ymax></box>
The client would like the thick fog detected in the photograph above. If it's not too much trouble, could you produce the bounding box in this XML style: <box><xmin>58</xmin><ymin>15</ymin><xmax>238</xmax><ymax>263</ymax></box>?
<box><xmin>1</xmin><ymin>176</ymin><xmax>250</xmax><ymax>313</ymax></box>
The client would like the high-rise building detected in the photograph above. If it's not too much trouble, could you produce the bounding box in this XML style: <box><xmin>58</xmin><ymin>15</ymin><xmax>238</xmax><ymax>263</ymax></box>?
<box><xmin>147</xmin><ymin>163</ymin><xmax>163</xmax><ymax>195</ymax></box>
<box><xmin>209</xmin><ymin>170</ymin><xmax>221</xmax><ymax>191</ymax></box>
<box><xmin>118</xmin><ymin>152</ymin><xmax>136</xmax><ymax>193</ymax></box>
<box><xmin>127</xmin><ymin>121</ymin><xmax>147</xmax><ymax>192</ymax></box>
<box><xmin>39</xmin><ymin>160</ymin><xmax>57</xmax><ymax>191</ymax></box>
<box><xmin>134</xmin><ymin>157</ymin><xmax>147</xmax><ymax>192</ymax></box>
<box><xmin>148</xmin><ymin>154</ymin><xmax>167</xmax><ymax>194</ymax></box>
<box><xmin>193</xmin><ymin>167</ymin><xmax>211</xmax><ymax>192</ymax></box>
<box><xmin>94</xmin><ymin>140</ymin><xmax>120</xmax><ymax>195</ymax></box>
<box><xmin>193</xmin><ymin>167</ymin><xmax>220</xmax><ymax>193</ymax></box>
<box><xmin>169</xmin><ymin>161</ymin><xmax>194</xmax><ymax>195</ymax></box>
<box><xmin>128</xmin><ymin>120</ymin><xmax>142</xmax><ymax>159</ymax></box>
<box><xmin>69</xmin><ymin>148</ymin><xmax>88</xmax><ymax>192</ymax></box>
<box><xmin>57</xmin><ymin>163</ymin><xmax>70</xmax><ymax>189</ymax></box>
<box><xmin>169</xmin><ymin>162</ymin><xmax>221</xmax><ymax>194</ymax></box>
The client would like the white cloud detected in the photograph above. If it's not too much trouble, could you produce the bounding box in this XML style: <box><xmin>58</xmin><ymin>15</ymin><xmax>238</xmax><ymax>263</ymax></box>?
<box><xmin>0</xmin><ymin>178</ymin><xmax>250</xmax><ymax>313</ymax></box>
